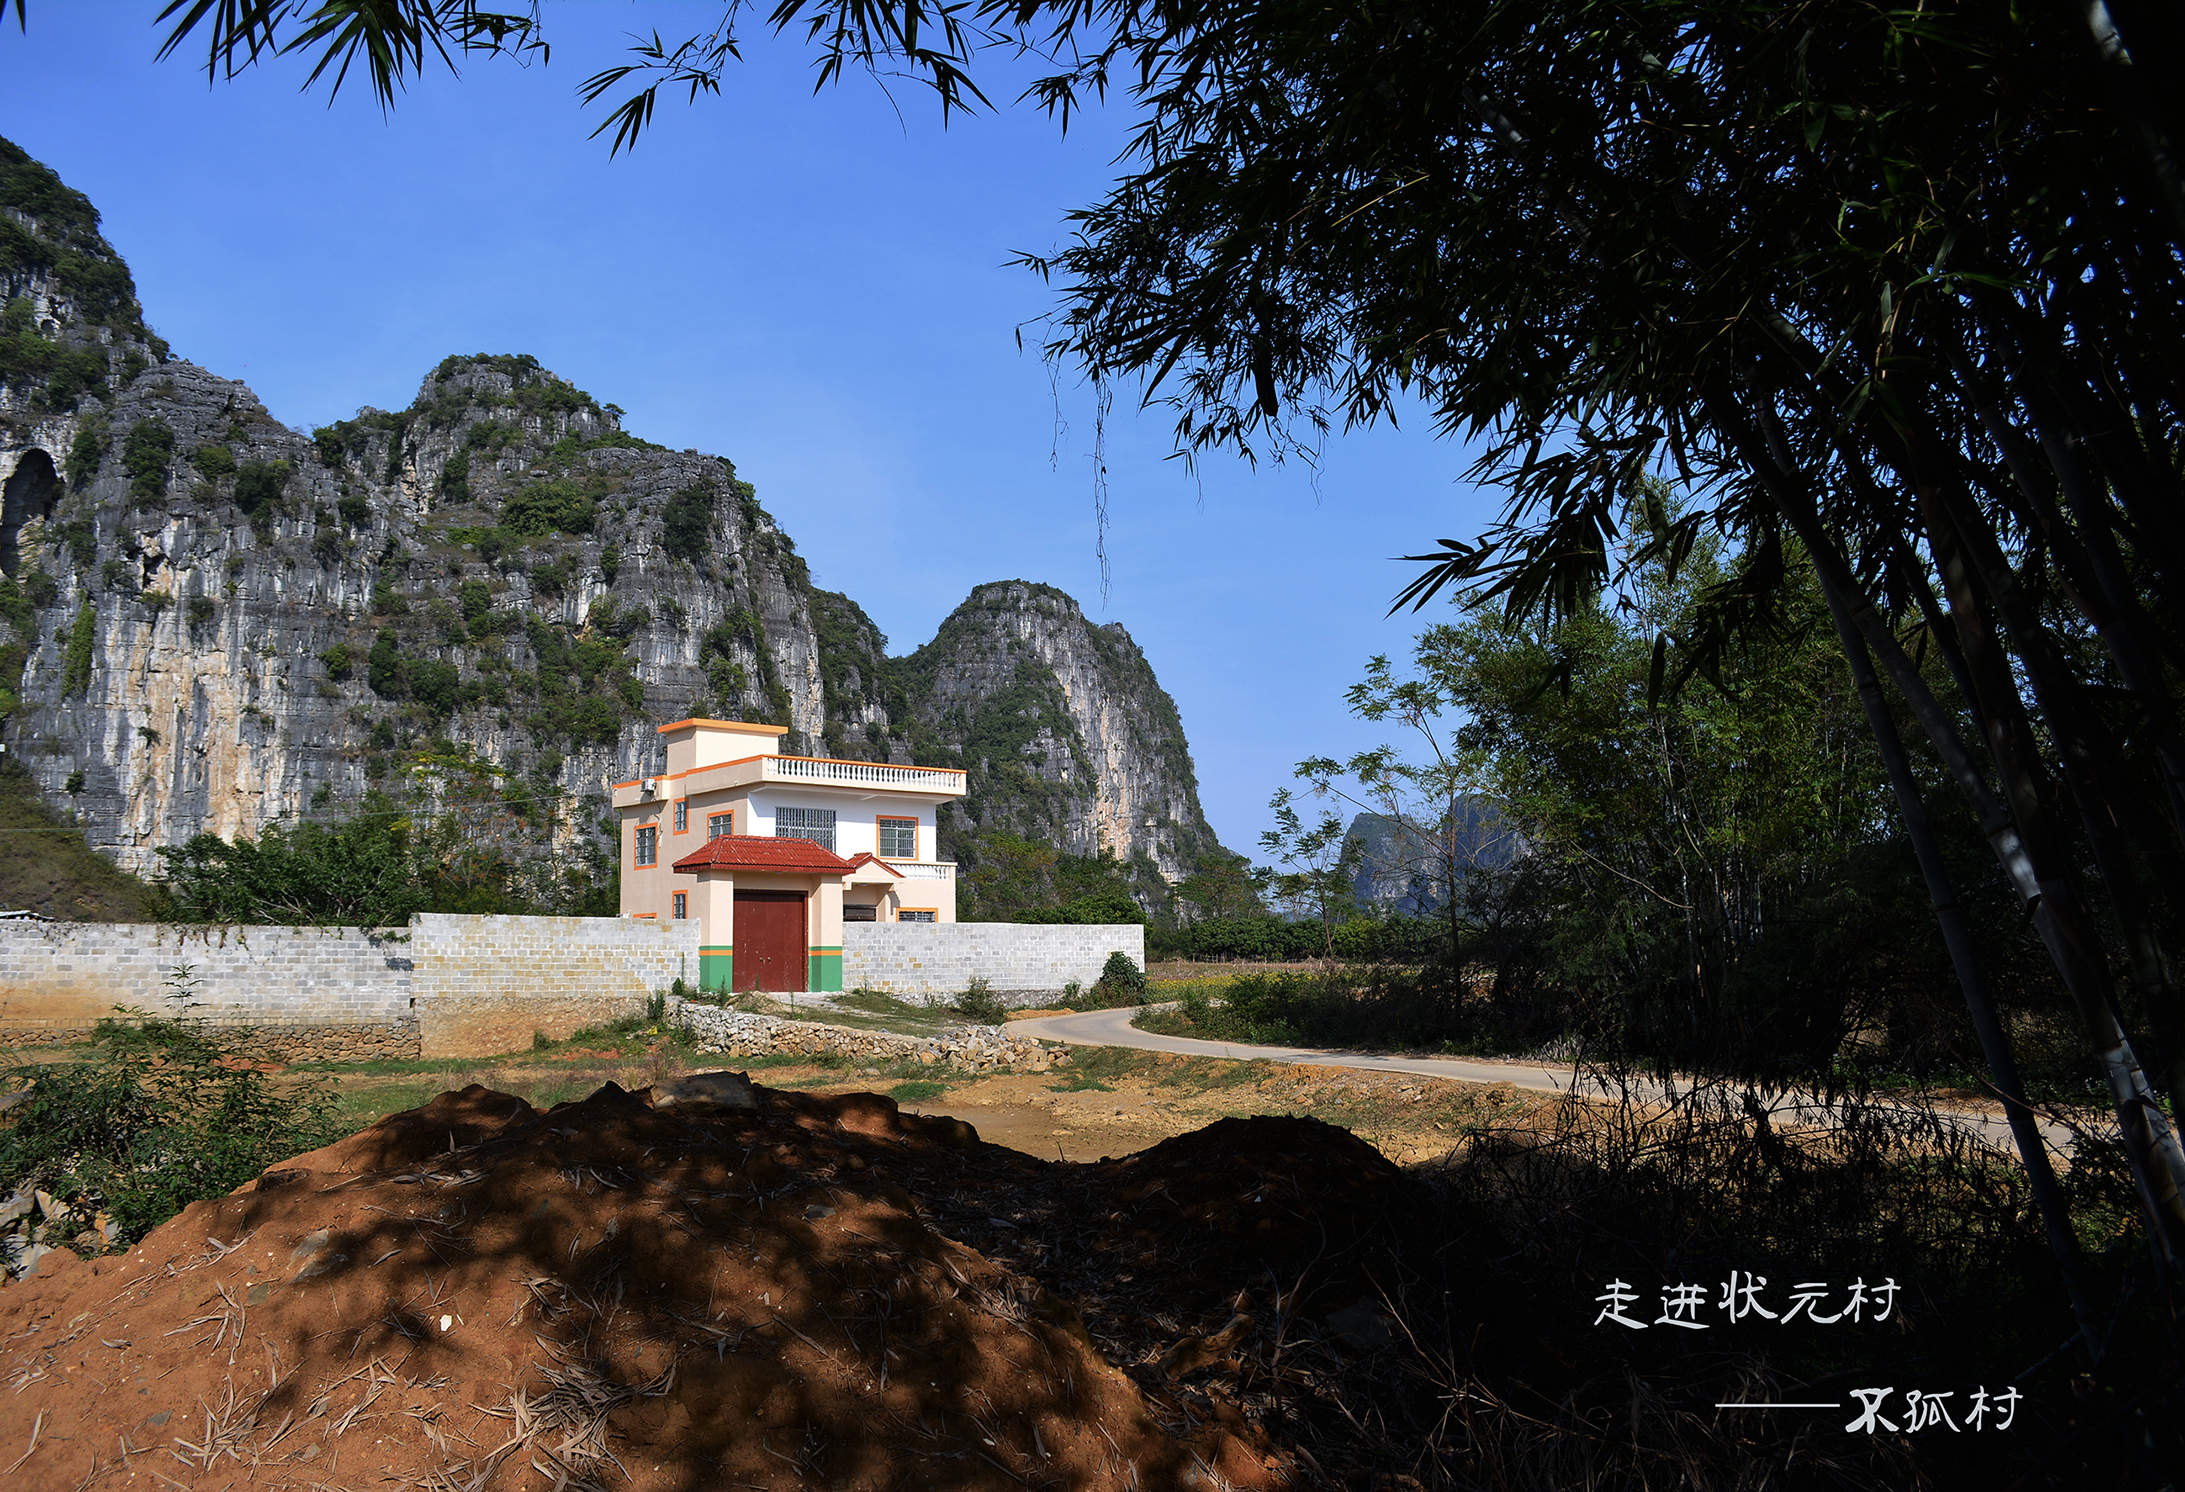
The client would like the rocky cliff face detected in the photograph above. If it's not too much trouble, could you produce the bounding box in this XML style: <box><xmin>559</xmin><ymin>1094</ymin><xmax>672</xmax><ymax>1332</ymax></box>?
<box><xmin>887</xmin><ymin>582</ymin><xmax>1222</xmax><ymax>889</ymax></box>
<box><xmin>0</xmin><ymin>138</ymin><xmax>1228</xmax><ymax>902</ymax></box>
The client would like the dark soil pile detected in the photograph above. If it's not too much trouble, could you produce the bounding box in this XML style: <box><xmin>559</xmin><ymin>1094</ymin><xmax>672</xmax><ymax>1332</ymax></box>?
<box><xmin>0</xmin><ymin>1082</ymin><xmax>1429</xmax><ymax>1491</ymax></box>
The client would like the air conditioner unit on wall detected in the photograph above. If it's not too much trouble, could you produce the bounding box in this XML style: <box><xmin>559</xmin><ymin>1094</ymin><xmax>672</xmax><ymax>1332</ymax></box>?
<box><xmin>641</xmin><ymin>778</ymin><xmax>658</xmax><ymax>795</ymax></box>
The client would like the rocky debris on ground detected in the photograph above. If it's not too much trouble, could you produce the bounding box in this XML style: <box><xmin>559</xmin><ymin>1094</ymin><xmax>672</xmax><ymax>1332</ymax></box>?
<box><xmin>1</xmin><ymin>1186</ymin><xmax>120</xmax><ymax>1282</ymax></box>
<box><xmin>674</xmin><ymin>1001</ymin><xmax>1065</xmax><ymax>1073</ymax></box>
<box><xmin>0</xmin><ymin>1080</ymin><xmax>1314</xmax><ymax>1491</ymax></box>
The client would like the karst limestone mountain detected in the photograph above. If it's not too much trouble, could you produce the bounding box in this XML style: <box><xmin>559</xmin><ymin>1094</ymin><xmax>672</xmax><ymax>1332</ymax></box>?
<box><xmin>0</xmin><ymin>135</ymin><xmax>1226</xmax><ymax>907</ymax></box>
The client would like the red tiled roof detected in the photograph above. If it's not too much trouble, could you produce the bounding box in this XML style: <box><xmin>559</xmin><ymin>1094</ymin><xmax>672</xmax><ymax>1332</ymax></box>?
<box><xmin>841</xmin><ymin>852</ymin><xmax>903</xmax><ymax>877</ymax></box>
<box><xmin>672</xmin><ymin>835</ymin><xmax>856</xmax><ymax>875</ymax></box>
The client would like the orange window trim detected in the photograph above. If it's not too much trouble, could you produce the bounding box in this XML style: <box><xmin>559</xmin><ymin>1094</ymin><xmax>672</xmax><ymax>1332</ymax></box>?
<box><xmin>877</xmin><ymin>815</ymin><xmax>919</xmax><ymax>860</ymax></box>
<box><xmin>673</xmin><ymin>797</ymin><xmax>690</xmax><ymax>834</ymax></box>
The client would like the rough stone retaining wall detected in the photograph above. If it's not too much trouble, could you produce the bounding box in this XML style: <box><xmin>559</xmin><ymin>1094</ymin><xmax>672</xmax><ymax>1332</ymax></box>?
<box><xmin>842</xmin><ymin>922</ymin><xmax>1145</xmax><ymax>1002</ymax></box>
<box><xmin>674</xmin><ymin>1000</ymin><xmax>1061</xmax><ymax>1073</ymax></box>
<box><xmin>409</xmin><ymin>914</ymin><xmax>700</xmax><ymax>1058</ymax></box>
<box><xmin>0</xmin><ymin>922</ymin><xmax>414</xmax><ymax>1054</ymax></box>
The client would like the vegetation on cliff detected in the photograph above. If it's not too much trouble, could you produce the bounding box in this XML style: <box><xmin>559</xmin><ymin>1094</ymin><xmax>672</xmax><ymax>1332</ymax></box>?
<box><xmin>0</xmin><ymin>136</ymin><xmax>166</xmax><ymax>419</ymax></box>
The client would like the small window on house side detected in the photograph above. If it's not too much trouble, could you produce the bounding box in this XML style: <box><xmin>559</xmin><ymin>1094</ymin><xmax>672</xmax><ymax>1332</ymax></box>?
<box><xmin>898</xmin><ymin>909</ymin><xmax>936</xmax><ymax>923</ymax></box>
<box><xmin>672</xmin><ymin>892</ymin><xmax>687</xmax><ymax>920</ymax></box>
<box><xmin>877</xmin><ymin>816</ymin><xmax>917</xmax><ymax>859</ymax></box>
<box><xmin>634</xmin><ymin>826</ymin><xmax>657</xmax><ymax>867</ymax></box>
<box><xmin>843</xmin><ymin>902</ymin><xmax>877</xmax><ymax>922</ymax></box>
<box><xmin>674</xmin><ymin>799</ymin><xmax>689</xmax><ymax>833</ymax></box>
<box><xmin>708</xmin><ymin>812</ymin><xmax>733</xmax><ymax>839</ymax></box>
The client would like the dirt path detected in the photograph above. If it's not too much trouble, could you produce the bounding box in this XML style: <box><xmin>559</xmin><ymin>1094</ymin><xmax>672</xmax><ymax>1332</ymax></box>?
<box><xmin>1013</xmin><ymin>1006</ymin><xmax>2078</xmax><ymax>1158</ymax></box>
<box><xmin>859</xmin><ymin>1056</ymin><xmax>1546</xmax><ymax>1166</ymax></box>
<box><xmin>1013</xmin><ymin>1004</ymin><xmax>1585</xmax><ymax>1092</ymax></box>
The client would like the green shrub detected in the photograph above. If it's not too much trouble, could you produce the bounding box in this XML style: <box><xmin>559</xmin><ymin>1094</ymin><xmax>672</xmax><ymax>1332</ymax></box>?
<box><xmin>65</xmin><ymin>419</ymin><xmax>107</xmax><ymax>487</ymax></box>
<box><xmin>370</xmin><ymin>579</ymin><xmax>408</xmax><ymax>615</ymax></box>
<box><xmin>661</xmin><ymin>481</ymin><xmax>715</xmax><ymax>561</ymax></box>
<box><xmin>337</xmin><ymin>493</ymin><xmax>372</xmax><ymax>530</ymax></box>
<box><xmin>600</xmin><ymin>542</ymin><xmax>620</xmax><ymax>584</ymax></box>
<box><xmin>0</xmin><ymin>1017</ymin><xmax>342</xmax><ymax>1246</ymax></box>
<box><xmin>952</xmin><ymin>976</ymin><xmax>1009</xmax><ymax>1026</ymax></box>
<box><xmin>121</xmin><ymin>417</ymin><xmax>173</xmax><ymax>502</ymax></box>
<box><xmin>500</xmin><ymin>477</ymin><xmax>595</xmax><ymax>537</ymax></box>
<box><xmin>186</xmin><ymin>595</ymin><xmax>216</xmax><ymax>628</ymax></box>
<box><xmin>889</xmin><ymin>1079</ymin><xmax>947</xmax><ymax>1103</ymax></box>
<box><xmin>458</xmin><ymin>578</ymin><xmax>492</xmax><ymax>620</ymax></box>
<box><xmin>189</xmin><ymin>444</ymin><xmax>235</xmax><ymax>479</ymax></box>
<box><xmin>367</xmin><ymin>627</ymin><xmax>402</xmax><ymax>696</ymax></box>
<box><xmin>409</xmin><ymin>659</ymin><xmax>460</xmax><ymax>715</ymax></box>
<box><xmin>61</xmin><ymin>601</ymin><xmax>95</xmax><ymax>696</ymax></box>
<box><xmin>1094</xmin><ymin>951</ymin><xmax>1147</xmax><ymax>1001</ymax></box>
<box><xmin>232</xmin><ymin>459</ymin><xmax>290</xmax><ymax>519</ymax></box>
<box><xmin>437</xmin><ymin>449</ymin><xmax>470</xmax><ymax>502</ymax></box>
<box><xmin>54</xmin><ymin>519</ymin><xmax>95</xmax><ymax>568</ymax></box>
<box><xmin>1016</xmin><ymin>889</ymin><xmax>1146</xmax><ymax>925</ymax></box>
<box><xmin>319</xmin><ymin>641</ymin><xmax>352</xmax><ymax>680</ymax></box>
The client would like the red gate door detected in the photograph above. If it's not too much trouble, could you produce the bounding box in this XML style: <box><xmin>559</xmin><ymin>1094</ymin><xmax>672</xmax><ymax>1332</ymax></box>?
<box><xmin>733</xmin><ymin>891</ymin><xmax>807</xmax><ymax>992</ymax></box>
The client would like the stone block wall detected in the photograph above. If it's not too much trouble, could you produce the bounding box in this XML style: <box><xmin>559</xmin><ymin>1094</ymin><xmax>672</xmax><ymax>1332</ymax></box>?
<box><xmin>0</xmin><ymin>922</ymin><xmax>413</xmax><ymax>1056</ymax></box>
<box><xmin>841</xmin><ymin>922</ymin><xmax>1145</xmax><ymax>1001</ymax></box>
<box><xmin>0</xmin><ymin>915</ymin><xmax>699</xmax><ymax>1060</ymax></box>
<box><xmin>410</xmin><ymin>913</ymin><xmax>701</xmax><ymax>1058</ymax></box>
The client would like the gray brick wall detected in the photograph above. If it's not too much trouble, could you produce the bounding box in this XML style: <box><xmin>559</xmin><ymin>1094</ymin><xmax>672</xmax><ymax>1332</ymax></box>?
<box><xmin>0</xmin><ymin>922</ymin><xmax>413</xmax><ymax>1039</ymax></box>
<box><xmin>842</xmin><ymin>922</ymin><xmax>1144</xmax><ymax>999</ymax></box>
<box><xmin>408</xmin><ymin>913</ymin><xmax>699</xmax><ymax>1002</ymax></box>
<box><xmin>407</xmin><ymin>913</ymin><xmax>699</xmax><ymax>1057</ymax></box>
<box><xmin>0</xmin><ymin>914</ymin><xmax>701</xmax><ymax>1059</ymax></box>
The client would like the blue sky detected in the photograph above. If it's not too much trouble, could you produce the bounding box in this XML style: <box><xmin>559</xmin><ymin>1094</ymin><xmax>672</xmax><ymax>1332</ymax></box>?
<box><xmin>0</xmin><ymin>4</ymin><xmax>1501</xmax><ymax>861</ymax></box>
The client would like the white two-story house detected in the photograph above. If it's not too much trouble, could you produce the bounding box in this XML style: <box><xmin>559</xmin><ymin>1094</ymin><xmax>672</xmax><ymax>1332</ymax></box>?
<box><xmin>612</xmin><ymin>718</ymin><xmax>966</xmax><ymax>993</ymax></box>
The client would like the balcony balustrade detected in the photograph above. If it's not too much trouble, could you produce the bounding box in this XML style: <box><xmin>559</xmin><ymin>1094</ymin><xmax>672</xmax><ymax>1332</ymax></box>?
<box><xmin>761</xmin><ymin>756</ymin><xmax>966</xmax><ymax>791</ymax></box>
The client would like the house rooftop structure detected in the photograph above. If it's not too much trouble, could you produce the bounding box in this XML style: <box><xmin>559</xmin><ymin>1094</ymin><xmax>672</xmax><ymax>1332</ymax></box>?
<box><xmin>614</xmin><ymin>718</ymin><xmax>966</xmax><ymax>994</ymax></box>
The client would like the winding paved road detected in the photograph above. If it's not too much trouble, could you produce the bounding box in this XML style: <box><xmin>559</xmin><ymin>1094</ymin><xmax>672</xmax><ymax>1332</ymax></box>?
<box><xmin>1008</xmin><ymin>1005</ymin><xmax>2075</xmax><ymax>1158</ymax></box>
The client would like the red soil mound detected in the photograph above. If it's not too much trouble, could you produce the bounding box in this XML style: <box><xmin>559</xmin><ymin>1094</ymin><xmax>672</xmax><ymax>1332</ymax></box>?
<box><xmin>0</xmin><ymin>1082</ymin><xmax>1340</xmax><ymax>1491</ymax></box>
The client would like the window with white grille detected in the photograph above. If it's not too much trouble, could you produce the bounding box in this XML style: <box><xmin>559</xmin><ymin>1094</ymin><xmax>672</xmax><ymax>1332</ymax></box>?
<box><xmin>672</xmin><ymin>893</ymin><xmax>687</xmax><ymax>920</ymax></box>
<box><xmin>708</xmin><ymin>812</ymin><xmax>733</xmax><ymax>839</ymax></box>
<box><xmin>774</xmin><ymin>806</ymin><xmax>836</xmax><ymax>851</ymax></box>
<box><xmin>898</xmin><ymin>909</ymin><xmax>936</xmax><ymax>923</ymax></box>
<box><xmin>674</xmin><ymin>799</ymin><xmax>688</xmax><ymax>833</ymax></box>
<box><xmin>634</xmin><ymin>826</ymin><xmax>657</xmax><ymax>866</ymax></box>
<box><xmin>877</xmin><ymin>817</ymin><xmax>917</xmax><ymax>859</ymax></box>
<box><xmin>843</xmin><ymin>903</ymin><xmax>878</xmax><ymax>922</ymax></box>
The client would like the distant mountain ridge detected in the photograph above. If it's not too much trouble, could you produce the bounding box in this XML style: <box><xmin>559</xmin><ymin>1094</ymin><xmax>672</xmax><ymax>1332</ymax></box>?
<box><xmin>1343</xmin><ymin>802</ymin><xmax>1521</xmax><ymax>917</ymax></box>
<box><xmin>0</xmin><ymin>136</ymin><xmax>1228</xmax><ymax>910</ymax></box>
